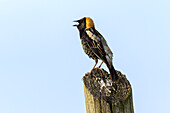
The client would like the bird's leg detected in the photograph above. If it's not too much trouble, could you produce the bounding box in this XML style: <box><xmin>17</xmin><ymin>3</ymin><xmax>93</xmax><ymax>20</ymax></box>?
<box><xmin>90</xmin><ymin>59</ymin><xmax>98</xmax><ymax>72</ymax></box>
<box><xmin>98</xmin><ymin>61</ymin><xmax>103</xmax><ymax>68</ymax></box>
<box><xmin>85</xmin><ymin>59</ymin><xmax>98</xmax><ymax>78</ymax></box>
<box><xmin>96</xmin><ymin>61</ymin><xmax>104</xmax><ymax>72</ymax></box>
<box><xmin>89</xmin><ymin>59</ymin><xmax>98</xmax><ymax>78</ymax></box>
<box><xmin>93</xmin><ymin>59</ymin><xmax>98</xmax><ymax>70</ymax></box>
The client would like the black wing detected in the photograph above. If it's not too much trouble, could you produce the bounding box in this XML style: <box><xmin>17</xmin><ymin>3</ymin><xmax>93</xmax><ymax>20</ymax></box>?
<box><xmin>85</xmin><ymin>28</ymin><xmax>107</xmax><ymax>62</ymax></box>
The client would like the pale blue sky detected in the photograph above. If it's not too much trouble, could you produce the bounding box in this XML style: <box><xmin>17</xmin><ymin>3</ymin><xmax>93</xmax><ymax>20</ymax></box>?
<box><xmin>0</xmin><ymin>0</ymin><xmax>170</xmax><ymax>113</ymax></box>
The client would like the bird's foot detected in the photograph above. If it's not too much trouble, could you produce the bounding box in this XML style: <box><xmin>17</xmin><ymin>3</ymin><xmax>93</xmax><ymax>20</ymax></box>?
<box><xmin>87</xmin><ymin>68</ymin><xmax>96</xmax><ymax>78</ymax></box>
<box><xmin>90</xmin><ymin>67</ymin><xmax>95</xmax><ymax>73</ymax></box>
<box><xmin>96</xmin><ymin>67</ymin><xmax>103</xmax><ymax>71</ymax></box>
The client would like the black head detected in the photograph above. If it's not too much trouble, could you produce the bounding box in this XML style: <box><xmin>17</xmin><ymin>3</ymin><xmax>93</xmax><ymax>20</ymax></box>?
<box><xmin>73</xmin><ymin>17</ymin><xmax>86</xmax><ymax>31</ymax></box>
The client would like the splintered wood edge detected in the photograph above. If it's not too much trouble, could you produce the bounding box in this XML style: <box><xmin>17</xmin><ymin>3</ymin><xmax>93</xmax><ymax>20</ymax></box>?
<box><xmin>83</xmin><ymin>68</ymin><xmax>132</xmax><ymax>105</ymax></box>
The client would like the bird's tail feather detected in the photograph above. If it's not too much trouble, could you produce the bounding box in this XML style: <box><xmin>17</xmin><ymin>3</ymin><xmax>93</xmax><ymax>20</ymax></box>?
<box><xmin>107</xmin><ymin>63</ymin><xmax>119</xmax><ymax>81</ymax></box>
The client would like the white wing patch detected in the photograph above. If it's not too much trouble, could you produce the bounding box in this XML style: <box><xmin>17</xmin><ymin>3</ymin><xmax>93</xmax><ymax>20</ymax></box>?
<box><xmin>86</xmin><ymin>30</ymin><xmax>101</xmax><ymax>42</ymax></box>
<box><xmin>100</xmin><ymin>37</ymin><xmax>113</xmax><ymax>62</ymax></box>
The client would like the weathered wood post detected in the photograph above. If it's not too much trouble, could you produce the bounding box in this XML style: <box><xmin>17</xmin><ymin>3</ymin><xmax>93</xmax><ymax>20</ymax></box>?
<box><xmin>83</xmin><ymin>68</ymin><xmax>134</xmax><ymax>113</ymax></box>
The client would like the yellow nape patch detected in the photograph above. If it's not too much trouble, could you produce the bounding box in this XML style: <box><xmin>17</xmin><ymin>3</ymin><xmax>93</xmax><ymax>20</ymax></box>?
<box><xmin>86</xmin><ymin>17</ymin><xmax>95</xmax><ymax>28</ymax></box>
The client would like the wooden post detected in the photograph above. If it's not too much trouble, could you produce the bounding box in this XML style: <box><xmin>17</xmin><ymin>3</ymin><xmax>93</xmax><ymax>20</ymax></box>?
<box><xmin>83</xmin><ymin>68</ymin><xmax>134</xmax><ymax>113</ymax></box>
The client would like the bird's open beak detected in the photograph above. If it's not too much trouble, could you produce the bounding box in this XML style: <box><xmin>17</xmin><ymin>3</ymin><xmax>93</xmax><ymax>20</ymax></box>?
<box><xmin>73</xmin><ymin>20</ymin><xmax>79</xmax><ymax>27</ymax></box>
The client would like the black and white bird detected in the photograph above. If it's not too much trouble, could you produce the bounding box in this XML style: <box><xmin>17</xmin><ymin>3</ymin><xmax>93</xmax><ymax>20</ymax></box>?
<box><xmin>73</xmin><ymin>17</ymin><xmax>119</xmax><ymax>81</ymax></box>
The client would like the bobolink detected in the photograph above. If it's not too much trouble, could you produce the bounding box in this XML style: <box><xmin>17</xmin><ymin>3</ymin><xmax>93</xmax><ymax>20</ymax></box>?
<box><xmin>73</xmin><ymin>17</ymin><xmax>118</xmax><ymax>81</ymax></box>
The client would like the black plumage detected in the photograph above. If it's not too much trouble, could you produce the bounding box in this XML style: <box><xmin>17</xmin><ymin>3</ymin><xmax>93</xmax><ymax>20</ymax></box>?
<box><xmin>74</xmin><ymin>17</ymin><xmax>119</xmax><ymax>81</ymax></box>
